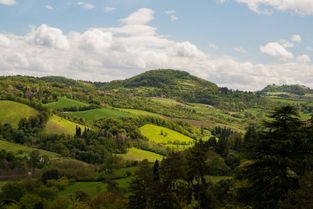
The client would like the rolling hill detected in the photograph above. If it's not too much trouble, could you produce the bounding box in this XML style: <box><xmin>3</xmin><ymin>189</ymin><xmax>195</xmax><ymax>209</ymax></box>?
<box><xmin>0</xmin><ymin>100</ymin><xmax>38</xmax><ymax>128</ymax></box>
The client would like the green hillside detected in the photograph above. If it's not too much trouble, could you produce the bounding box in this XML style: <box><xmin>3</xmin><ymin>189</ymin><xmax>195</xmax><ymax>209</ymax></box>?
<box><xmin>44</xmin><ymin>97</ymin><xmax>89</xmax><ymax>110</ymax></box>
<box><xmin>65</xmin><ymin>108</ymin><xmax>134</xmax><ymax>123</ymax></box>
<box><xmin>117</xmin><ymin>148</ymin><xmax>163</xmax><ymax>162</ymax></box>
<box><xmin>44</xmin><ymin>115</ymin><xmax>86</xmax><ymax>135</ymax></box>
<box><xmin>0</xmin><ymin>139</ymin><xmax>59</xmax><ymax>159</ymax></box>
<box><xmin>0</xmin><ymin>100</ymin><xmax>38</xmax><ymax>128</ymax></box>
<box><xmin>139</xmin><ymin>124</ymin><xmax>195</xmax><ymax>149</ymax></box>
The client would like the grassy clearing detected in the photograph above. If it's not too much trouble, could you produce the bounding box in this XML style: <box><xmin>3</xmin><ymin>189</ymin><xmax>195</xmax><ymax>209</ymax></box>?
<box><xmin>118</xmin><ymin>108</ymin><xmax>163</xmax><ymax>118</ymax></box>
<box><xmin>139</xmin><ymin>124</ymin><xmax>194</xmax><ymax>148</ymax></box>
<box><xmin>0</xmin><ymin>100</ymin><xmax>38</xmax><ymax>128</ymax></box>
<box><xmin>44</xmin><ymin>115</ymin><xmax>86</xmax><ymax>135</ymax></box>
<box><xmin>65</xmin><ymin>108</ymin><xmax>134</xmax><ymax>123</ymax></box>
<box><xmin>150</xmin><ymin>97</ymin><xmax>185</xmax><ymax>106</ymax></box>
<box><xmin>117</xmin><ymin>148</ymin><xmax>163</xmax><ymax>162</ymax></box>
<box><xmin>44</xmin><ymin>97</ymin><xmax>89</xmax><ymax>110</ymax></box>
<box><xmin>0</xmin><ymin>140</ymin><xmax>59</xmax><ymax>159</ymax></box>
<box><xmin>58</xmin><ymin>181</ymin><xmax>107</xmax><ymax>197</ymax></box>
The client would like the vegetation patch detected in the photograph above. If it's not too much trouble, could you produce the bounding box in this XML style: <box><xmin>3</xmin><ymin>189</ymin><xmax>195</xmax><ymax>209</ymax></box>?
<box><xmin>0</xmin><ymin>100</ymin><xmax>38</xmax><ymax>128</ymax></box>
<box><xmin>0</xmin><ymin>139</ymin><xmax>59</xmax><ymax>159</ymax></box>
<box><xmin>44</xmin><ymin>97</ymin><xmax>89</xmax><ymax>110</ymax></box>
<box><xmin>139</xmin><ymin>124</ymin><xmax>194</xmax><ymax>149</ymax></box>
<box><xmin>117</xmin><ymin>148</ymin><xmax>163</xmax><ymax>162</ymax></box>
<box><xmin>65</xmin><ymin>108</ymin><xmax>134</xmax><ymax>123</ymax></box>
<box><xmin>44</xmin><ymin>115</ymin><xmax>86</xmax><ymax>135</ymax></box>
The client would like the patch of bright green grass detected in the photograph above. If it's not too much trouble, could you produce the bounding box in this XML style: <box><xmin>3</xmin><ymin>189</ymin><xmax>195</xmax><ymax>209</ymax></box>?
<box><xmin>117</xmin><ymin>148</ymin><xmax>163</xmax><ymax>162</ymax></box>
<box><xmin>44</xmin><ymin>115</ymin><xmax>86</xmax><ymax>135</ymax></box>
<box><xmin>0</xmin><ymin>100</ymin><xmax>38</xmax><ymax>128</ymax></box>
<box><xmin>65</xmin><ymin>108</ymin><xmax>134</xmax><ymax>123</ymax></box>
<box><xmin>44</xmin><ymin>97</ymin><xmax>89</xmax><ymax>110</ymax></box>
<box><xmin>139</xmin><ymin>124</ymin><xmax>194</xmax><ymax>148</ymax></box>
<box><xmin>0</xmin><ymin>140</ymin><xmax>59</xmax><ymax>159</ymax></box>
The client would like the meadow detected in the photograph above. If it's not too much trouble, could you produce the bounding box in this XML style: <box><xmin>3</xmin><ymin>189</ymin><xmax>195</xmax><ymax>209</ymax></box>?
<box><xmin>0</xmin><ymin>100</ymin><xmax>38</xmax><ymax>128</ymax></box>
<box><xmin>44</xmin><ymin>115</ymin><xmax>86</xmax><ymax>135</ymax></box>
<box><xmin>139</xmin><ymin>124</ymin><xmax>194</xmax><ymax>148</ymax></box>
<box><xmin>65</xmin><ymin>108</ymin><xmax>134</xmax><ymax>123</ymax></box>
<box><xmin>44</xmin><ymin>97</ymin><xmax>89</xmax><ymax>110</ymax></box>
<box><xmin>117</xmin><ymin>148</ymin><xmax>163</xmax><ymax>162</ymax></box>
<box><xmin>0</xmin><ymin>139</ymin><xmax>59</xmax><ymax>159</ymax></box>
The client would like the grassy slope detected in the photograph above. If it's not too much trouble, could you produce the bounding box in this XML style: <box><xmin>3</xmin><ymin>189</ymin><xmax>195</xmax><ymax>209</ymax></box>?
<box><xmin>44</xmin><ymin>115</ymin><xmax>86</xmax><ymax>135</ymax></box>
<box><xmin>117</xmin><ymin>148</ymin><xmax>163</xmax><ymax>162</ymax></box>
<box><xmin>65</xmin><ymin>108</ymin><xmax>134</xmax><ymax>123</ymax></box>
<box><xmin>117</xmin><ymin>108</ymin><xmax>163</xmax><ymax>118</ymax></box>
<box><xmin>0</xmin><ymin>139</ymin><xmax>59</xmax><ymax>159</ymax></box>
<box><xmin>44</xmin><ymin>97</ymin><xmax>89</xmax><ymax>110</ymax></box>
<box><xmin>139</xmin><ymin>124</ymin><xmax>194</xmax><ymax>148</ymax></box>
<box><xmin>0</xmin><ymin>100</ymin><xmax>38</xmax><ymax>128</ymax></box>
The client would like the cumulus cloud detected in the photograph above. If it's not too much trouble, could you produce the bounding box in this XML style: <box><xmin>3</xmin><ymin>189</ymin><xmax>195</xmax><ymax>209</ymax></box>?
<box><xmin>260</xmin><ymin>42</ymin><xmax>294</xmax><ymax>60</ymax></box>
<box><xmin>1</xmin><ymin>8</ymin><xmax>313</xmax><ymax>91</ymax></box>
<box><xmin>0</xmin><ymin>0</ymin><xmax>15</xmax><ymax>6</ymax></box>
<box><xmin>291</xmin><ymin>34</ymin><xmax>302</xmax><ymax>43</ymax></box>
<box><xmin>120</xmin><ymin>8</ymin><xmax>154</xmax><ymax>25</ymax></box>
<box><xmin>77</xmin><ymin>2</ymin><xmax>95</xmax><ymax>10</ymax></box>
<box><xmin>297</xmin><ymin>54</ymin><xmax>311</xmax><ymax>63</ymax></box>
<box><xmin>237</xmin><ymin>0</ymin><xmax>313</xmax><ymax>15</ymax></box>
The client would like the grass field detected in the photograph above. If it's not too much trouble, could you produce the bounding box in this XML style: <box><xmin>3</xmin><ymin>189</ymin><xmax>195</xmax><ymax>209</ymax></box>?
<box><xmin>65</xmin><ymin>108</ymin><xmax>134</xmax><ymax>123</ymax></box>
<box><xmin>58</xmin><ymin>181</ymin><xmax>107</xmax><ymax>197</ymax></box>
<box><xmin>44</xmin><ymin>97</ymin><xmax>89</xmax><ymax>110</ymax></box>
<box><xmin>0</xmin><ymin>140</ymin><xmax>59</xmax><ymax>159</ymax></box>
<box><xmin>139</xmin><ymin>124</ymin><xmax>194</xmax><ymax>149</ymax></box>
<box><xmin>44</xmin><ymin>115</ymin><xmax>86</xmax><ymax>135</ymax></box>
<box><xmin>117</xmin><ymin>108</ymin><xmax>163</xmax><ymax>118</ymax></box>
<box><xmin>0</xmin><ymin>100</ymin><xmax>38</xmax><ymax>128</ymax></box>
<box><xmin>117</xmin><ymin>148</ymin><xmax>163</xmax><ymax>162</ymax></box>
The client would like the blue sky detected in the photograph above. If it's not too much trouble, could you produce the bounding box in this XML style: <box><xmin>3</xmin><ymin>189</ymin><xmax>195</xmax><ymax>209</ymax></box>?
<box><xmin>0</xmin><ymin>0</ymin><xmax>313</xmax><ymax>90</ymax></box>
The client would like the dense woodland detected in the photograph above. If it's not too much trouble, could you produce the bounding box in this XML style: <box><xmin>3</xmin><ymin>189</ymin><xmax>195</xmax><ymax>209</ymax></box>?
<box><xmin>1</xmin><ymin>70</ymin><xmax>313</xmax><ymax>209</ymax></box>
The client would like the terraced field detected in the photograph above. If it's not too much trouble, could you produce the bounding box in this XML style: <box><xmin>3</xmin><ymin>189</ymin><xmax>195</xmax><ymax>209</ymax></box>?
<box><xmin>0</xmin><ymin>100</ymin><xmax>38</xmax><ymax>128</ymax></box>
<box><xmin>65</xmin><ymin>108</ymin><xmax>134</xmax><ymax>123</ymax></box>
<box><xmin>117</xmin><ymin>148</ymin><xmax>163</xmax><ymax>162</ymax></box>
<box><xmin>139</xmin><ymin>124</ymin><xmax>194</xmax><ymax>150</ymax></box>
<box><xmin>44</xmin><ymin>115</ymin><xmax>86</xmax><ymax>135</ymax></box>
<box><xmin>44</xmin><ymin>97</ymin><xmax>89</xmax><ymax>110</ymax></box>
<box><xmin>0</xmin><ymin>139</ymin><xmax>59</xmax><ymax>159</ymax></box>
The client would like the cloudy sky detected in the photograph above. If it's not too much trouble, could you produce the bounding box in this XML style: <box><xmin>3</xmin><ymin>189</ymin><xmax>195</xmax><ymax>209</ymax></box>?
<box><xmin>0</xmin><ymin>0</ymin><xmax>313</xmax><ymax>90</ymax></box>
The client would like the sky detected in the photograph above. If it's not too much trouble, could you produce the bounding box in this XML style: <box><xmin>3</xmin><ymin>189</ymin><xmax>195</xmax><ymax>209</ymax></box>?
<box><xmin>0</xmin><ymin>0</ymin><xmax>313</xmax><ymax>90</ymax></box>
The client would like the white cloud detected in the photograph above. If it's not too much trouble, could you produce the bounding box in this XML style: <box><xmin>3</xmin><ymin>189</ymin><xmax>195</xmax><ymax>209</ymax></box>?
<box><xmin>1</xmin><ymin>8</ymin><xmax>313</xmax><ymax>91</ymax></box>
<box><xmin>237</xmin><ymin>0</ymin><xmax>313</xmax><ymax>15</ymax></box>
<box><xmin>0</xmin><ymin>0</ymin><xmax>15</xmax><ymax>6</ymax></box>
<box><xmin>260</xmin><ymin>42</ymin><xmax>294</xmax><ymax>60</ymax></box>
<box><xmin>297</xmin><ymin>54</ymin><xmax>311</xmax><ymax>63</ymax></box>
<box><xmin>170</xmin><ymin>15</ymin><xmax>179</xmax><ymax>21</ymax></box>
<box><xmin>77</xmin><ymin>2</ymin><xmax>95</xmax><ymax>10</ymax></box>
<box><xmin>234</xmin><ymin>47</ymin><xmax>247</xmax><ymax>53</ymax></box>
<box><xmin>164</xmin><ymin>10</ymin><xmax>179</xmax><ymax>21</ymax></box>
<box><xmin>120</xmin><ymin>8</ymin><xmax>154</xmax><ymax>25</ymax></box>
<box><xmin>291</xmin><ymin>34</ymin><xmax>302</xmax><ymax>43</ymax></box>
<box><xmin>104</xmin><ymin>7</ymin><xmax>116</xmax><ymax>13</ymax></box>
<box><xmin>45</xmin><ymin>5</ymin><xmax>53</xmax><ymax>10</ymax></box>
<box><xmin>279</xmin><ymin>40</ymin><xmax>294</xmax><ymax>48</ymax></box>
